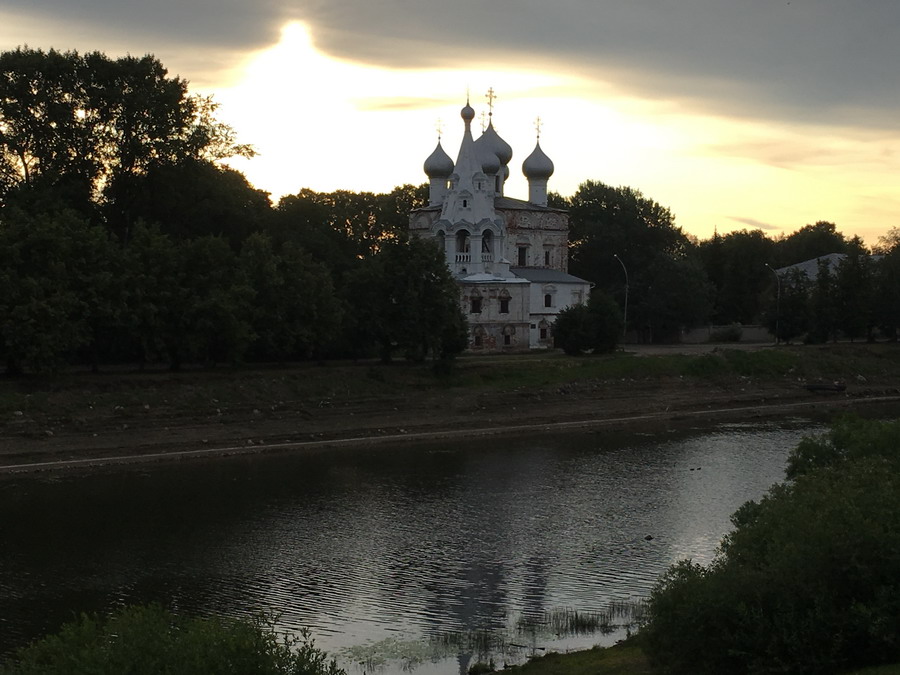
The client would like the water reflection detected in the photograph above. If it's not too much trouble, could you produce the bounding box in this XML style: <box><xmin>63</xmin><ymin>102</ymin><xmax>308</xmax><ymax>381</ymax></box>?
<box><xmin>0</xmin><ymin>420</ymin><xmax>820</xmax><ymax>673</ymax></box>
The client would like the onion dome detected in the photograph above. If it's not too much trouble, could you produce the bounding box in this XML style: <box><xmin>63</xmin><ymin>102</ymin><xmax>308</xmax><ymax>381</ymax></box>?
<box><xmin>461</xmin><ymin>102</ymin><xmax>475</xmax><ymax>122</ymax></box>
<box><xmin>479</xmin><ymin>121</ymin><xmax>513</xmax><ymax>165</ymax></box>
<box><xmin>424</xmin><ymin>141</ymin><xmax>454</xmax><ymax>178</ymax></box>
<box><xmin>476</xmin><ymin>142</ymin><xmax>501</xmax><ymax>175</ymax></box>
<box><xmin>523</xmin><ymin>141</ymin><xmax>554</xmax><ymax>179</ymax></box>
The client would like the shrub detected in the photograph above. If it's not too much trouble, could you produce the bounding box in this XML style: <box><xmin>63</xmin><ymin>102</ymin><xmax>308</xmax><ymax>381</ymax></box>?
<box><xmin>643</xmin><ymin>418</ymin><xmax>900</xmax><ymax>675</ymax></box>
<box><xmin>709</xmin><ymin>323</ymin><xmax>743</xmax><ymax>342</ymax></box>
<box><xmin>0</xmin><ymin>604</ymin><xmax>345</xmax><ymax>675</ymax></box>
<box><xmin>553</xmin><ymin>292</ymin><xmax>622</xmax><ymax>355</ymax></box>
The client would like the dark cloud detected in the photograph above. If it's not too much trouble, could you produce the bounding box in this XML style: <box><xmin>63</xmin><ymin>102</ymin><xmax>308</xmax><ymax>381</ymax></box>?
<box><xmin>728</xmin><ymin>217</ymin><xmax>781</xmax><ymax>231</ymax></box>
<box><xmin>8</xmin><ymin>0</ymin><xmax>900</xmax><ymax>129</ymax></box>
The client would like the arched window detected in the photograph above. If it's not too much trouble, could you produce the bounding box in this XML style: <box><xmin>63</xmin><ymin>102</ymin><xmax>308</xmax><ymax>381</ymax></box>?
<box><xmin>473</xmin><ymin>326</ymin><xmax>486</xmax><ymax>348</ymax></box>
<box><xmin>470</xmin><ymin>290</ymin><xmax>482</xmax><ymax>314</ymax></box>
<box><xmin>544</xmin><ymin>293</ymin><xmax>552</xmax><ymax>308</ymax></box>
<box><xmin>502</xmin><ymin>325</ymin><xmax>514</xmax><ymax>346</ymax></box>
<box><xmin>499</xmin><ymin>289</ymin><xmax>511</xmax><ymax>314</ymax></box>
<box><xmin>481</xmin><ymin>230</ymin><xmax>493</xmax><ymax>256</ymax></box>
<box><xmin>539</xmin><ymin>319</ymin><xmax>550</xmax><ymax>341</ymax></box>
<box><xmin>456</xmin><ymin>230</ymin><xmax>471</xmax><ymax>262</ymax></box>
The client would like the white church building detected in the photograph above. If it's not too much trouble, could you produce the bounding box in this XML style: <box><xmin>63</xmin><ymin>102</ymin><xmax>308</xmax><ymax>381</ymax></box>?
<box><xmin>409</xmin><ymin>99</ymin><xmax>591</xmax><ymax>351</ymax></box>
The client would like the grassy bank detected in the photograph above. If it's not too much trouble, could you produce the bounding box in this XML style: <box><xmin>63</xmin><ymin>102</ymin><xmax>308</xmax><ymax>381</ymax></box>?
<box><xmin>2</xmin><ymin>343</ymin><xmax>900</xmax><ymax>419</ymax></box>
<box><xmin>501</xmin><ymin>640</ymin><xmax>900</xmax><ymax>675</ymax></box>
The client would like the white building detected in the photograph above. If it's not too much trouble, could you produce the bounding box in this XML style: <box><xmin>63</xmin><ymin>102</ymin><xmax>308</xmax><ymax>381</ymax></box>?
<box><xmin>409</xmin><ymin>100</ymin><xmax>591</xmax><ymax>350</ymax></box>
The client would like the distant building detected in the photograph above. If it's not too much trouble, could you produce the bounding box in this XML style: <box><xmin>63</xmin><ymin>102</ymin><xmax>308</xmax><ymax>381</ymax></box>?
<box><xmin>776</xmin><ymin>252</ymin><xmax>882</xmax><ymax>281</ymax></box>
<box><xmin>409</xmin><ymin>99</ymin><xmax>590</xmax><ymax>350</ymax></box>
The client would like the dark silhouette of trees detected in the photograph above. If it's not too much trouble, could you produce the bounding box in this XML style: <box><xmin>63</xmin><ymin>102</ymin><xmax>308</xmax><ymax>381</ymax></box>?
<box><xmin>564</xmin><ymin>180</ymin><xmax>710</xmax><ymax>341</ymax></box>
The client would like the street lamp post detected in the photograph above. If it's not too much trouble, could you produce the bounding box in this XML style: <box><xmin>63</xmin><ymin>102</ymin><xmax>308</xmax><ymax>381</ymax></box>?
<box><xmin>613</xmin><ymin>254</ymin><xmax>629</xmax><ymax>340</ymax></box>
<box><xmin>765</xmin><ymin>263</ymin><xmax>781</xmax><ymax>345</ymax></box>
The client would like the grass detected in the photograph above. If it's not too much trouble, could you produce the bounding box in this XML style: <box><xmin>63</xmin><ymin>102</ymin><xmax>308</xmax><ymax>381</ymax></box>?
<box><xmin>2</xmin><ymin>342</ymin><xmax>900</xmax><ymax>436</ymax></box>
<box><xmin>502</xmin><ymin>639</ymin><xmax>653</xmax><ymax>674</ymax></box>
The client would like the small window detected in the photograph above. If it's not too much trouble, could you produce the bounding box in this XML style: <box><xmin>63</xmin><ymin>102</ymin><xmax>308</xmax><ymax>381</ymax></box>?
<box><xmin>500</xmin><ymin>297</ymin><xmax>510</xmax><ymax>314</ymax></box>
<box><xmin>504</xmin><ymin>333</ymin><xmax>511</xmax><ymax>346</ymax></box>
<box><xmin>517</xmin><ymin>246</ymin><xmax>528</xmax><ymax>266</ymax></box>
<box><xmin>470</xmin><ymin>297</ymin><xmax>482</xmax><ymax>314</ymax></box>
<box><xmin>539</xmin><ymin>327</ymin><xmax>548</xmax><ymax>340</ymax></box>
<box><xmin>462</xmin><ymin>199</ymin><xmax>468</xmax><ymax>208</ymax></box>
<box><xmin>544</xmin><ymin>294</ymin><xmax>552</xmax><ymax>308</ymax></box>
<box><xmin>544</xmin><ymin>250</ymin><xmax>551</xmax><ymax>266</ymax></box>
<box><xmin>474</xmin><ymin>332</ymin><xmax>483</xmax><ymax>347</ymax></box>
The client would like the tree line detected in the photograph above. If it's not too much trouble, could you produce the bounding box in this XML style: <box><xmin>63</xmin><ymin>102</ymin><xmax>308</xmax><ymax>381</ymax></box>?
<box><xmin>559</xmin><ymin>182</ymin><xmax>900</xmax><ymax>345</ymax></box>
<box><xmin>3</xmin><ymin>47</ymin><xmax>898</xmax><ymax>374</ymax></box>
<box><xmin>0</xmin><ymin>47</ymin><xmax>465</xmax><ymax>374</ymax></box>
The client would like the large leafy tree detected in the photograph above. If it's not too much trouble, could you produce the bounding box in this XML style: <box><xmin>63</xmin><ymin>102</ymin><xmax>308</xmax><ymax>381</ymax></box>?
<box><xmin>344</xmin><ymin>237</ymin><xmax>466</xmax><ymax>362</ymax></box>
<box><xmin>239</xmin><ymin>233</ymin><xmax>342</xmax><ymax>361</ymax></box>
<box><xmin>565</xmin><ymin>180</ymin><xmax>710</xmax><ymax>341</ymax></box>
<box><xmin>0</xmin><ymin>47</ymin><xmax>252</xmax><ymax>227</ymax></box>
<box><xmin>699</xmin><ymin>229</ymin><xmax>775</xmax><ymax>324</ymax></box>
<box><xmin>835</xmin><ymin>237</ymin><xmax>875</xmax><ymax>342</ymax></box>
<box><xmin>774</xmin><ymin>220</ymin><xmax>847</xmax><ymax>267</ymax></box>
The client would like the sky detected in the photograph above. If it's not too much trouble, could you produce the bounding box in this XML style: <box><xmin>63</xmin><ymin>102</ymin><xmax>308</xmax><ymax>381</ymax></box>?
<box><xmin>3</xmin><ymin>0</ymin><xmax>899</xmax><ymax>243</ymax></box>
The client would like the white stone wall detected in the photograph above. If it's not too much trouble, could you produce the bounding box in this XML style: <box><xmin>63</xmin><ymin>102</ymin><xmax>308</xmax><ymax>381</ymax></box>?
<box><xmin>460</xmin><ymin>282</ymin><xmax>531</xmax><ymax>350</ymax></box>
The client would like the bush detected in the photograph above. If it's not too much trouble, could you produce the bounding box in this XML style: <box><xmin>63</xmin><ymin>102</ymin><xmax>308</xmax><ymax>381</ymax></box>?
<box><xmin>709</xmin><ymin>323</ymin><xmax>743</xmax><ymax>342</ymax></box>
<box><xmin>0</xmin><ymin>604</ymin><xmax>345</xmax><ymax>675</ymax></box>
<box><xmin>553</xmin><ymin>292</ymin><xmax>622</xmax><ymax>355</ymax></box>
<box><xmin>643</xmin><ymin>418</ymin><xmax>900</xmax><ymax>675</ymax></box>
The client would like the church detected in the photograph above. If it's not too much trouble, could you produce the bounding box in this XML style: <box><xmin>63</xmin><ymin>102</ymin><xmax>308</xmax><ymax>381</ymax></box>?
<box><xmin>409</xmin><ymin>97</ymin><xmax>591</xmax><ymax>351</ymax></box>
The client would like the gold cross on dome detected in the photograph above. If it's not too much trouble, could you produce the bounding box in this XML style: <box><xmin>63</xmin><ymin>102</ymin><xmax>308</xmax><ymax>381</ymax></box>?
<box><xmin>535</xmin><ymin>116</ymin><xmax>543</xmax><ymax>140</ymax></box>
<box><xmin>486</xmin><ymin>87</ymin><xmax>497</xmax><ymax>116</ymax></box>
<box><xmin>436</xmin><ymin>118</ymin><xmax>443</xmax><ymax>140</ymax></box>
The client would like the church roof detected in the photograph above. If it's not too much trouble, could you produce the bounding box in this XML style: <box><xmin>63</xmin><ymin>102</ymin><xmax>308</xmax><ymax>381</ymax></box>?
<box><xmin>511</xmin><ymin>267</ymin><xmax>590</xmax><ymax>284</ymax></box>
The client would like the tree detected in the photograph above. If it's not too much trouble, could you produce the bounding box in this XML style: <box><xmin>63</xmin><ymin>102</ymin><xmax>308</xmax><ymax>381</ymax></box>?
<box><xmin>807</xmin><ymin>257</ymin><xmax>838</xmax><ymax>343</ymax></box>
<box><xmin>240</xmin><ymin>234</ymin><xmax>343</xmax><ymax>361</ymax></box>
<box><xmin>565</xmin><ymin>180</ymin><xmax>709</xmax><ymax>341</ymax></box>
<box><xmin>774</xmin><ymin>220</ymin><xmax>847</xmax><ymax>267</ymax></box>
<box><xmin>699</xmin><ymin>229</ymin><xmax>775</xmax><ymax>324</ymax></box>
<box><xmin>0</xmin><ymin>208</ymin><xmax>115</xmax><ymax>374</ymax></box>
<box><xmin>553</xmin><ymin>291</ymin><xmax>622</xmax><ymax>355</ymax></box>
<box><xmin>344</xmin><ymin>237</ymin><xmax>467</xmax><ymax>362</ymax></box>
<box><xmin>644</xmin><ymin>417</ymin><xmax>900</xmax><ymax>675</ymax></box>
<box><xmin>764</xmin><ymin>268</ymin><xmax>809</xmax><ymax>344</ymax></box>
<box><xmin>835</xmin><ymin>237</ymin><xmax>875</xmax><ymax>342</ymax></box>
<box><xmin>106</xmin><ymin>158</ymin><xmax>271</xmax><ymax>246</ymax></box>
<box><xmin>0</xmin><ymin>48</ymin><xmax>252</xmax><ymax>226</ymax></box>
<box><xmin>0</xmin><ymin>603</ymin><xmax>345</xmax><ymax>675</ymax></box>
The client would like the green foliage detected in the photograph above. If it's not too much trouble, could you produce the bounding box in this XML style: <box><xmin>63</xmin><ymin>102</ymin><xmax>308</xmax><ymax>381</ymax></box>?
<box><xmin>709</xmin><ymin>323</ymin><xmax>743</xmax><ymax>342</ymax></box>
<box><xmin>775</xmin><ymin>221</ymin><xmax>848</xmax><ymax>267</ymax></box>
<box><xmin>0</xmin><ymin>604</ymin><xmax>344</xmax><ymax>675</ymax></box>
<box><xmin>836</xmin><ymin>238</ymin><xmax>876</xmax><ymax>342</ymax></box>
<box><xmin>699</xmin><ymin>229</ymin><xmax>774</xmax><ymax>324</ymax></box>
<box><xmin>345</xmin><ymin>237</ymin><xmax>466</xmax><ymax>362</ymax></box>
<box><xmin>553</xmin><ymin>291</ymin><xmax>622</xmax><ymax>355</ymax></box>
<box><xmin>0</xmin><ymin>208</ymin><xmax>116</xmax><ymax>373</ymax></box>
<box><xmin>0</xmin><ymin>48</ymin><xmax>251</xmax><ymax>216</ymax></box>
<box><xmin>644</xmin><ymin>417</ymin><xmax>900</xmax><ymax>675</ymax></box>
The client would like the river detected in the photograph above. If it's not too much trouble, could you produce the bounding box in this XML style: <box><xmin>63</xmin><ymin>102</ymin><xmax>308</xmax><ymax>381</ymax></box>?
<box><xmin>0</xmin><ymin>418</ymin><xmax>824</xmax><ymax>673</ymax></box>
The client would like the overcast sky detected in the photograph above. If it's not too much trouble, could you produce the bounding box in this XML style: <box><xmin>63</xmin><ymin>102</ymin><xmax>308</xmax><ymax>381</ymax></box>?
<box><xmin>4</xmin><ymin>0</ymin><xmax>899</xmax><ymax>242</ymax></box>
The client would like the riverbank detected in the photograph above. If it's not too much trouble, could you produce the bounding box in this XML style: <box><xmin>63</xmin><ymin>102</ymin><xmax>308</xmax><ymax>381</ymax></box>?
<box><xmin>2</xmin><ymin>343</ymin><xmax>900</xmax><ymax>473</ymax></box>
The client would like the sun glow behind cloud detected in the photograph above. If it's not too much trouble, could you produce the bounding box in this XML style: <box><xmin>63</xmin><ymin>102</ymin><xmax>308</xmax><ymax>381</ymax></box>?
<box><xmin>211</xmin><ymin>21</ymin><xmax>896</xmax><ymax>242</ymax></box>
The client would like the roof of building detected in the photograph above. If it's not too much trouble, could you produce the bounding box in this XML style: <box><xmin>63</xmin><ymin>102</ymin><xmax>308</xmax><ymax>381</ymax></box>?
<box><xmin>410</xmin><ymin>195</ymin><xmax>565</xmax><ymax>216</ymax></box>
<box><xmin>511</xmin><ymin>267</ymin><xmax>590</xmax><ymax>284</ymax></box>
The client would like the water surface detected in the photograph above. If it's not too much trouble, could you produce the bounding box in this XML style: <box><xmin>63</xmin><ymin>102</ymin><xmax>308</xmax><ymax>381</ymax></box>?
<box><xmin>0</xmin><ymin>419</ymin><xmax>821</xmax><ymax>672</ymax></box>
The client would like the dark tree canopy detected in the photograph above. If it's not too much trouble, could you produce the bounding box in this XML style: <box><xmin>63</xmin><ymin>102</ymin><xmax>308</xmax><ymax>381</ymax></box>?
<box><xmin>0</xmin><ymin>47</ymin><xmax>252</xmax><ymax>222</ymax></box>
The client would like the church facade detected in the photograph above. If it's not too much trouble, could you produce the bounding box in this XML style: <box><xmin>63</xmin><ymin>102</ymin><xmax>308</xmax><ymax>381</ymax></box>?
<box><xmin>409</xmin><ymin>100</ymin><xmax>591</xmax><ymax>351</ymax></box>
